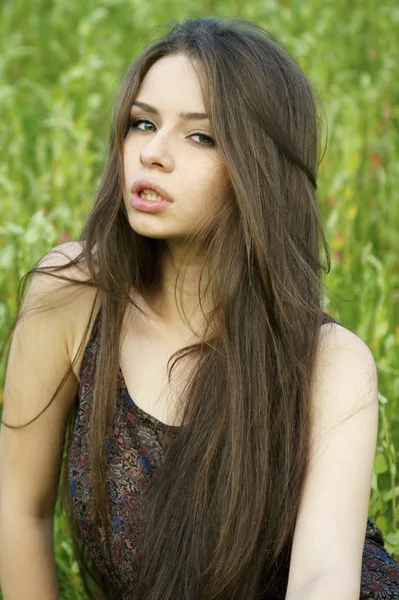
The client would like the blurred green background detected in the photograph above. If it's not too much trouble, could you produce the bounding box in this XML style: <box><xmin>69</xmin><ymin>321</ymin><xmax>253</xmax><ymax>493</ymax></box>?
<box><xmin>0</xmin><ymin>0</ymin><xmax>398</xmax><ymax>597</ymax></box>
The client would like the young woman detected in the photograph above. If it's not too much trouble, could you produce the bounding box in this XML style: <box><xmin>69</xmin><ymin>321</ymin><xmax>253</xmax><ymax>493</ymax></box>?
<box><xmin>0</xmin><ymin>16</ymin><xmax>398</xmax><ymax>600</ymax></box>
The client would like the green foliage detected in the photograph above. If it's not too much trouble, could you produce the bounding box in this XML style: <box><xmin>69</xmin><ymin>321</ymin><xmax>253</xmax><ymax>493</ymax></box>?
<box><xmin>0</xmin><ymin>0</ymin><xmax>398</xmax><ymax>596</ymax></box>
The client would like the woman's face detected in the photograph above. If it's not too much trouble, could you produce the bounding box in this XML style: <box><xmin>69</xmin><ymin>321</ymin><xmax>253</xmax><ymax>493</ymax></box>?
<box><xmin>122</xmin><ymin>53</ymin><xmax>230</xmax><ymax>241</ymax></box>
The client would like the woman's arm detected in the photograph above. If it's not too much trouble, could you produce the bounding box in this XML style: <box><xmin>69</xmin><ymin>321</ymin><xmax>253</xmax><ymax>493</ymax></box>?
<box><xmin>285</xmin><ymin>324</ymin><xmax>379</xmax><ymax>599</ymax></box>
<box><xmin>286</xmin><ymin>568</ymin><xmax>362</xmax><ymax>600</ymax></box>
<box><xmin>0</xmin><ymin>244</ymin><xmax>83</xmax><ymax>599</ymax></box>
<box><xmin>0</xmin><ymin>516</ymin><xmax>58</xmax><ymax>599</ymax></box>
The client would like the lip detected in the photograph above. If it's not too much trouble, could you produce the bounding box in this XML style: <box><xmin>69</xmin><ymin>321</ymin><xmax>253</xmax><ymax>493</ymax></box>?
<box><xmin>131</xmin><ymin>178</ymin><xmax>173</xmax><ymax>203</ymax></box>
<box><xmin>130</xmin><ymin>193</ymin><xmax>173</xmax><ymax>213</ymax></box>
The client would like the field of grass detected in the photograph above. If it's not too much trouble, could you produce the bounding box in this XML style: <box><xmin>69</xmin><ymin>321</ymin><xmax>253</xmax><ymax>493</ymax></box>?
<box><xmin>0</xmin><ymin>0</ymin><xmax>398</xmax><ymax>597</ymax></box>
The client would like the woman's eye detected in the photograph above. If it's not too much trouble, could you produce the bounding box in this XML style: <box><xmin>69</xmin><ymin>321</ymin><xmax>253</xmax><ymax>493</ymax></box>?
<box><xmin>130</xmin><ymin>118</ymin><xmax>155</xmax><ymax>132</ymax></box>
<box><xmin>190</xmin><ymin>132</ymin><xmax>215</xmax><ymax>147</ymax></box>
<box><xmin>129</xmin><ymin>118</ymin><xmax>215</xmax><ymax>147</ymax></box>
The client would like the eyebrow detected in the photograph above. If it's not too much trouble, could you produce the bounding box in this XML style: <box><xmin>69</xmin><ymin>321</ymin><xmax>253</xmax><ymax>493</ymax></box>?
<box><xmin>131</xmin><ymin>100</ymin><xmax>209</xmax><ymax>121</ymax></box>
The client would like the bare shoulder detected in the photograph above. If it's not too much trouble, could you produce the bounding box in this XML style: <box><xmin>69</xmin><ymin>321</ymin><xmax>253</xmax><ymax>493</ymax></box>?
<box><xmin>314</xmin><ymin>320</ymin><xmax>378</xmax><ymax>416</ymax></box>
<box><xmin>39</xmin><ymin>240</ymin><xmax>96</xmax><ymax>279</ymax></box>
<box><xmin>34</xmin><ymin>241</ymin><xmax>103</xmax><ymax>375</ymax></box>
<box><xmin>318</xmin><ymin>320</ymin><xmax>375</xmax><ymax>365</ymax></box>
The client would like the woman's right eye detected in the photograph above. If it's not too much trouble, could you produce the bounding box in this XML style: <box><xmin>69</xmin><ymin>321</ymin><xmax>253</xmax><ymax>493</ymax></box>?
<box><xmin>129</xmin><ymin>118</ymin><xmax>154</xmax><ymax>131</ymax></box>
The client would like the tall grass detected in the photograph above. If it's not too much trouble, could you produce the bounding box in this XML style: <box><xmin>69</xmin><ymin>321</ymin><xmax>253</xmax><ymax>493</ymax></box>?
<box><xmin>1</xmin><ymin>0</ymin><xmax>398</xmax><ymax>596</ymax></box>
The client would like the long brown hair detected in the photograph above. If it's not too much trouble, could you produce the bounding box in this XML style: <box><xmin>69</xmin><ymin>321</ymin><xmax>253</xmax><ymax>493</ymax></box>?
<box><xmin>1</xmin><ymin>16</ymin><xmax>342</xmax><ymax>600</ymax></box>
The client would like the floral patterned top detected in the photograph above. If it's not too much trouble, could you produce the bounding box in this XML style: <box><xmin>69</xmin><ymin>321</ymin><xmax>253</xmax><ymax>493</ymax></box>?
<box><xmin>68</xmin><ymin>306</ymin><xmax>399</xmax><ymax>599</ymax></box>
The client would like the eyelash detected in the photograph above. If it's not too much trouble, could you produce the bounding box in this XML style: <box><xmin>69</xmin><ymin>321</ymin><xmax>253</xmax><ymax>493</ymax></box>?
<box><xmin>129</xmin><ymin>117</ymin><xmax>215</xmax><ymax>147</ymax></box>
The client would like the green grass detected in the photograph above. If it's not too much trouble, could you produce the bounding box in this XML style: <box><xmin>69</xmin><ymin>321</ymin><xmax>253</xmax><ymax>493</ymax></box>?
<box><xmin>1</xmin><ymin>0</ymin><xmax>398</xmax><ymax>597</ymax></box>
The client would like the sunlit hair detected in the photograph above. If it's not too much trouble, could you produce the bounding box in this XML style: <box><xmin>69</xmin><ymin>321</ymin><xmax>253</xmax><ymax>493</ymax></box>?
<box><xmin>1</xmin><ymin>16</ymin><xmax>343</xmax><ymax>600</ymax></box>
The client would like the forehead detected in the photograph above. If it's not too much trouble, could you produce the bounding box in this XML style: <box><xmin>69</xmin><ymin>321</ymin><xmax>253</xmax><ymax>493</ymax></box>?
<box><xmin>135</xmin><ymin>54</ymin><xmax>207</xmax><ymax>111</ymax></box>
<box><xmin>131</xmin><ymin>100</ymin><xmax>208</xmax><ymax>122</ymax></box>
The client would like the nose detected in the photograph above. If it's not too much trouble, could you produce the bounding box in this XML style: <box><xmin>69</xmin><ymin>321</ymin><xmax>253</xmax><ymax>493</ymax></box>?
<box><xmin>139</xmin><ymin>134</ymin><xmax>173</xmax><ymax>170</ymax></box>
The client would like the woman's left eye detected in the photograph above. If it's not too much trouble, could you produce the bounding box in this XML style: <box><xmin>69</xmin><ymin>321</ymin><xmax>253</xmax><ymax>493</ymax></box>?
<box><xmin>129</xmin><ymin>118</ymin><xmax>215</xmax><ymax>147</ymax></box>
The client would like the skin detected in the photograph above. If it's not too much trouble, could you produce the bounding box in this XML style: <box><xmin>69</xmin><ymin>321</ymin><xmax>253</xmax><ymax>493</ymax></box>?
<box><xmin>122</xmin><ymin>53</ymin><xmax>231</xmax><ymax>332</ymax></box>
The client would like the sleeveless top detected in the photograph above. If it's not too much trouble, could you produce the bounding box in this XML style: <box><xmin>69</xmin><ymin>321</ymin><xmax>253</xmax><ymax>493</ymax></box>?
<box><xmin>68</xmin><ymin>306</ymin><xmax>399</xmax><ymax>599</ymax></box>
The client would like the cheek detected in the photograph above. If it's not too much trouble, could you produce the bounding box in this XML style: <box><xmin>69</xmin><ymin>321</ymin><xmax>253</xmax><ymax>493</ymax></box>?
<box><xmin>188</xmin><ymin>189</ymin><xmax>224</xmax><ymax>223</ymax></box>
<box><xmin>123</xmin><ymin>138</ymin><xmax>136</xmax><ymax>163</ymax></box>
<box><xmin>209</xmin><ymin>168</ymin><xmax>230</xmax><ymax>204</ymax></box>
<box><xmin>186</xmin><ymin>167</ymin><xmax>228</xmax><ymax>213</ymax></box>
<box><xmin>122</xmin><ymin>147</ymin><xmax>136</xmax><ymax>182</ymax></box>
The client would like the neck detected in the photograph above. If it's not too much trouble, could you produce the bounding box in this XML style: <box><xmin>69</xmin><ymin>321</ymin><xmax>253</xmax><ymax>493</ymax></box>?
<box><xmin>141</xmin><ymin>241</ymin><xmax>214</xmax><ymax>332</ymax></box>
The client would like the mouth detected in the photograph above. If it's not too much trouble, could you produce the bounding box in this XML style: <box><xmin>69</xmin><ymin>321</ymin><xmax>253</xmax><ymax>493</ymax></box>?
<box><xmin>131</xmin><ymin>178</ymin><xmax>173</xmax><ymax>203</ymax></box>
<box><xmin>130</xmin><ymin>190</ymin><xmax>173</xmax><ymax>213</ymax></box>
<box><xmin>137</xmin><ymin>190</ymin><xmax>165</xmax><ymax>202</ymax></box>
